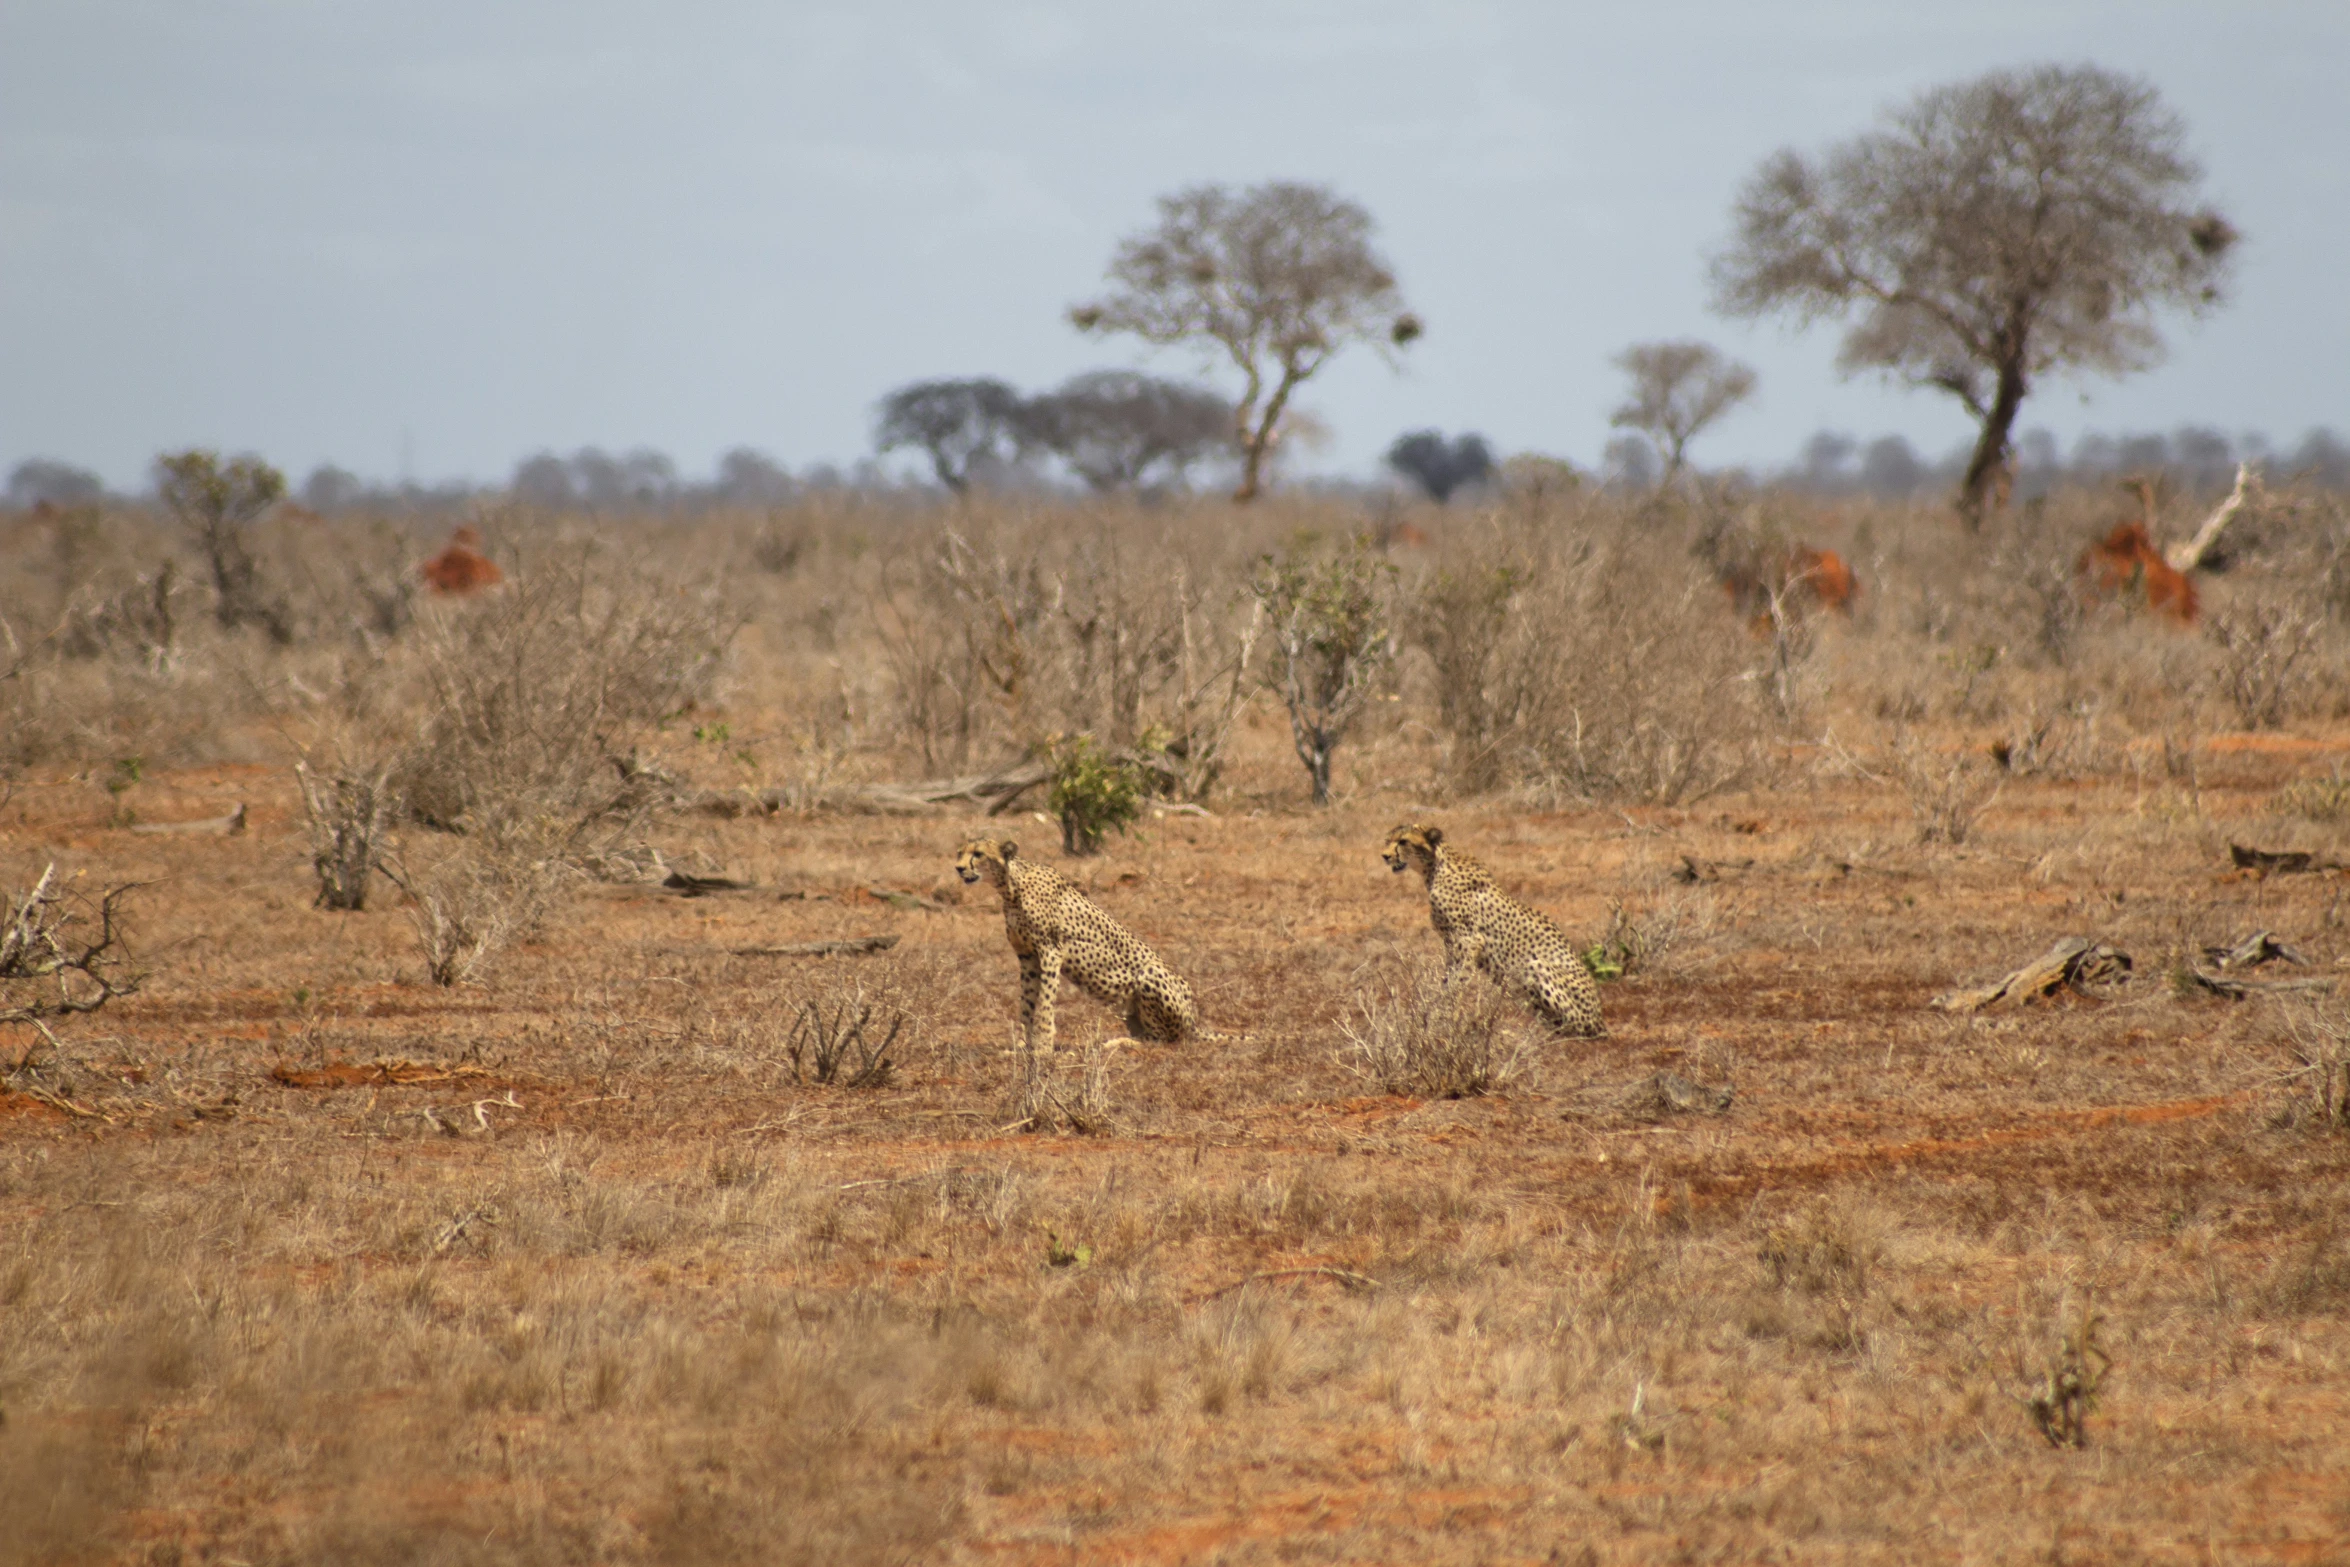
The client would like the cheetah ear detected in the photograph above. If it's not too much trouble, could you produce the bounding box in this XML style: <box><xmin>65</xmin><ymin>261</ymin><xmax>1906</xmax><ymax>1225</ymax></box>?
<box><xmin>1422</xmin><ymin>825</ymin><xmax>1443</xmax><ymax>847</ymax></box>
<box><xmin>999</xmin><ymin>839</ymin><xmax>1019</xmax><ymax>861</ymax></box>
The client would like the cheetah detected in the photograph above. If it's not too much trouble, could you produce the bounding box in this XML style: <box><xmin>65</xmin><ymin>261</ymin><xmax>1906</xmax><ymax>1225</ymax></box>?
<box><xmin>954</xmin><ymin>837</ymin><xmax>1204</xmax><ymax>1056</ymax></box>
<box><xmin>1381</xmin><ymin>823</ymin><xmax>1604</xmax><ymax>1036</ymax></box>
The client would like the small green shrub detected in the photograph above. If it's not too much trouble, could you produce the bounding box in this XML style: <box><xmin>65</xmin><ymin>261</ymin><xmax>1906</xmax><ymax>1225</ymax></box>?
<box><xmin>1046</xmin><ymin>733</ymin><xmax>1145</xmax><ymax>856</ymax></box>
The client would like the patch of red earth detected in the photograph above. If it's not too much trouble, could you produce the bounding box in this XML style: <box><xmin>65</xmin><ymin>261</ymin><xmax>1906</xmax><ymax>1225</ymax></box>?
<box><xmin>1043</xmin><ymin>1481</ymin><xmax>1535</xmax><ymax>1565</ymax></box>
<box><xmin>1688</xmin><ymin>1093</ymin><xmax>2248</xmax><ymax>1207</ymax></box>
<box><xmin>0</xmin><ymin>1091</ymin><xmax>72</xmax><ymax>1123</ymax></box>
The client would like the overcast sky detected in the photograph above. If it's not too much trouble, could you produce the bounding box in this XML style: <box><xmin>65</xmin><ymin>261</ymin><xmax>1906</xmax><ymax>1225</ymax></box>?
<box><xmin>3</xmin><ymin>0</ymin><xmax>2344</xmax><ymax>491</ymax></box>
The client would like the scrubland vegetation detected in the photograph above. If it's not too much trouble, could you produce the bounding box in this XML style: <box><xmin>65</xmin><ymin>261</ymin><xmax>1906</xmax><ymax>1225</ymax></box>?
<box><xmin>6</xmin><ymin>473</ymin><xmax>2350</xmax><ymax>1563</ymax></box>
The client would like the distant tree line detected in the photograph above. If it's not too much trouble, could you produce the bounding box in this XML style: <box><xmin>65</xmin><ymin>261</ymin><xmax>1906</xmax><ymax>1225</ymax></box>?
<box><xmin>1775</xmin><ymin>425</ymin><xmax>2350</xmax><ymax>499</ymax></box>
<box><xmin>872</xmin><ymin>371</ymin><xmax>1232</xmax><ymax>497</ymax></box>
<box><xmin>0</xmin><ymin>62</ymin><xmax>2302</xmax><ymax>527</ymax></box>
<box><xmin>9</xmin><ymin>421</ymin><xmax>2347</xmax><ymax>519</ymax></box>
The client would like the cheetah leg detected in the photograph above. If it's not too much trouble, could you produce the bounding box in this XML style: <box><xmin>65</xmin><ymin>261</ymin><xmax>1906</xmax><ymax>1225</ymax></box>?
<box><xmin>1128</xmin><ymin>990</ymin><xmax>1189</xmax><ymax>1043</ymax></box>
<box><xmin>1443</xmin><ymin>930</ymin><xmax>1490</xmax><ymax>991</ymax></box>
<box><xmin>1017</xmin><ymin>952</ymin><xmax>1045</xmax><ymax>1057</ymax></box>
<box><xmin>1023</xmin><ymin>948</ymin><xmax>1063</xmax><ymax>1057</ymax></box>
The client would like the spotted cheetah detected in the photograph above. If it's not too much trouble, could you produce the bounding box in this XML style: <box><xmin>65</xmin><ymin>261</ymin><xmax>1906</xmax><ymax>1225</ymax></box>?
<box><xmin>954</xmin><ymin>837</ymin><xmax>1205</xmax><ymax>1055</ymax></box>
<box><xmin>1381</xmin><ymin>823</ymin><xmax>1604</xmax><ymax>1036</ymax></box>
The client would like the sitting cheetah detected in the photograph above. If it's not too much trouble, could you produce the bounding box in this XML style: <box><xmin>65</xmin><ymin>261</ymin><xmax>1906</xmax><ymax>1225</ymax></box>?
<box><xmin>954</xmin><ymin>837</ymin><xmax>1204</xmax><ymax>1055</ymax></box>
<box><xmin>1381</xmin><ymin>823</ymin><xmax>1604</xmax><ymax>1036</ymax></box>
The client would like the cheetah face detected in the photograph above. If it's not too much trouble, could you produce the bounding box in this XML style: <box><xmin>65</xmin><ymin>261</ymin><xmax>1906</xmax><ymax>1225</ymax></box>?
<box><xmin>1382</xmin><ymin>824</ymin><xmax>1441</xmax><ymax>874</ymax></box>
<box><xmin>954</xmin><ymin>837</ymin><xmax>1017</xmax><ymax>885</ymax></box>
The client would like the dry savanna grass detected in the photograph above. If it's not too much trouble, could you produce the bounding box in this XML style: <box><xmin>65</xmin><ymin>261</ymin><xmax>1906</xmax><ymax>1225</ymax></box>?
<box><xmin>5</xmin><ymin>482</ymin><xmax>2350</xmax><ymax>1564</ymax></box>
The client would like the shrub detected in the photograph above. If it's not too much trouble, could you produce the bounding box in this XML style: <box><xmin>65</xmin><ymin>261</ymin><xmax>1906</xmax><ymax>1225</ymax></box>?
<box><xmin>1</xmin><ymin>863</ymin><xmax>140</xmax><ymax>1025</ymax></box>
<box><xmin>2272</xmin><ymin>767</ymin><xmax>2350</xmax><ymax>825</ymax></box>
<box><xmin>785</xmin><ymin>987</ymin><xmax>902</xmax><ymax>1088</ymax></box>
<box><xmin>873</xmin><ymin>514</ymin><xmax>1260</xmax><ymax>787</ymax></box>
<box><xmin>1252</xmin><ymin>538</ymin><xmax>1397</xmax><ymax>805</ymax></box>
<box><xmin>1407</xmin><ymin>561</ymin><xmax>1524</xmax><ymax>792</ymax></box>
<box><xmin>2206</xmin><ymin>601</ymin><xmax>2326</xmax><ymax>730</ymax></box>
<box><xmin>1889</xmin><ymin>734</ymin><xmax>2001</xmax><ymax>845</ymax></box>
<box><xmin>154</xmin><ymin>450</ymin><xmax>294</xmax><ymax>643</ymax></box>
<box><xmin>1403</xmin><ymin>520</ymin><xmax>1772</xmax><ymax>805</ymax></box>
<box><xmin>383</xmin><ymin>831</ymin><xmax>565</xmax><ymax>987</ymax></box>
<box><xmin>2017</xmin><ymin>1308</ymin><xmax>2110</xmax><ymax>1449</ymax></box>
<box><xmin>1046</xmin><ymin>733</ymin><xmax>1146</xmax><ymax>855</ymax></box>
<box><xmin>1339</xmin><ymin>962</ymin><xmax>1522</xmax><ymax>1099</ymax></box>
<box><xmin>295</xmin><ymin>758</ymin><xmax>399</xmax><ymax>911</ymax></box>
<box><xmin>393</xmin><ymin>547</ymin><xmax>739</xmax><ymax>851</ymax></box>
<box><xmin>2277</xmin><ymin>999</ymin><xmax>2350</xmax><ymax>1135</ymax></box>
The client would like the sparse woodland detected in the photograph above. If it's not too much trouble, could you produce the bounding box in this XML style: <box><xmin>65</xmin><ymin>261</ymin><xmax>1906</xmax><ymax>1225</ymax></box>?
<box><xmin>4</xmin><ymin>471</ymin><xmax>2350</xmax><ymax>1563</ymax></box>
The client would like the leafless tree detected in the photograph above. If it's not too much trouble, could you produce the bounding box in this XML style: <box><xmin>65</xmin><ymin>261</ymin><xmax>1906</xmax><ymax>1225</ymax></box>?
<box><xmin>1071</xmin><ymin>181</ymin><xmax>1420</xmax><ymax>503</ymax></box>
<box><xmin>154</xmin><ymin>449</ymin><xmax>294</xmax><ymax>642</ymax></box>
<box><xmin>1386</xmin><ymin>430</ymin><xmax>1494</xmax><ymax>503</ymax></box>
<box><xmin>874</xmin><ymin>378</ymin><xmax>1028</xmax><ymax>496</ymax></box>
<box><xmin>1021</xmin><ymin>370</ymin><xmax>1230</xmax><ymax>493</ymax></box>
<box><xmin>2</xmin><ymin>863</ymin><xmax>140</xmax><ymax>1028</ymax></box>
<box><xmin>1607</xmin><ymin>343</ymin><xmax>1757</xmax><ymax>484</ymax></box>
<box><xmin>1711</xmin><ymin>63</ymin><xmax>2237</xmax><ymax>526</ymax></box>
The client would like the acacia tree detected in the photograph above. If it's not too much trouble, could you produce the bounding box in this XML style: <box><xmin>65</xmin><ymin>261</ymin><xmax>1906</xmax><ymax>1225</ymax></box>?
<box><xmin>154</xmin><ymin>450</ymin><xmax>293</xmax><ymax>642</ymax></box>
<box><xmin>1711</xmin><ymin>63</ymin><xmax>2237</xmax><ymax>525</ymax></box>
<box><xmin>1607</xmin><ymin>342</ymin><xmax>1757</xmax><ymax>484</ymax></box>
<box><xmin>1071</xmin><ymin>181</ymin><xmax>1421</xmax><ymax>503</ymax></box>
<box><xmin>874</xmin><ymin>378</ymin><xmax>1028</xmax><ymax>495</ymax></box>
<box><xmin>1021</xmin><ymin>370</ymin><xmax>1230</xmax><ymax>493</ymax></box>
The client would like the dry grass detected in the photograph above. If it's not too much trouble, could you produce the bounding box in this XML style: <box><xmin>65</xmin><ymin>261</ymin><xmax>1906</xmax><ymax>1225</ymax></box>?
<box><xmin>1339</xmin><ymin>959</ymin><xmax>1525</xmax><ymax>1098</ymax></box>
<box><xmin>6</xmin><ymin>484</ymin><xmax>2350</xmax><ymax>1563</ymax></box>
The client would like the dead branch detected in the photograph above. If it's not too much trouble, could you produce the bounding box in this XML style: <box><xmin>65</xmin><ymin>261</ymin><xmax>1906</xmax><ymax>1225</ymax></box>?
<box><xmin>662</xmin><ymin>870</ymin><xmax>754</xmax><ymax>896</ymax></box>
<box><xmin>2164</xmin><ymin>461</ymin><xmax>2259</xmax><ymax>573</ymax></box>
<box><xmin>729</xmin><ymin>934</ymin><xmax>901</xmax><ymax>958</ymax></box>
<box><xmin>1206</xmin><ymin>1267</ymin><xmax>1380</xmax><ymax>1299</ymax></box>
<box><xmin>430</xmin><ymin>1207</ymin><xmax>498</xmax><ymax>1255</ymax></box>
<box><xmin>129</xmin><ymin>804</ymin><xmax>249</xmax><ymax>836</ymax></box>
<box><xmin>2204</xmin><ymin>931</ymin><xmax>2306</xmax><ymax>970</ymax></box>
<box><xmin>693</xmin><ymin>762</ymin><xmax>1052</xmax><ymax>819</ymax></box>
<box><xmin>1934</xmin><ymin>936</ymin><xmax>2132</xmax><ymax>1012</ymax></box>
<box><xmin>2230</xmin><ymin>844</ymin><xmax>2346</xmax><ymax>877</ymax></box>
<box><xmin>1</xmin><ymin>864</ymin><xmax>143</xmax><ymax>1025</ymax></box>
<box><xmin>16</xmin><ymin>1083</ymin><xmax>112</xmax><ymax>1121</ymax></box>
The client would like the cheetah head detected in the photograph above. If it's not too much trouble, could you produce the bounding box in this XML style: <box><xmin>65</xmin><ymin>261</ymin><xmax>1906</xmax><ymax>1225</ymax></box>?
<box><xmin>1382</xmin><ymin>823</ymin><xmax>1442</xmax><ymax>876</ymax></box>
<box><xmin>954</xmin><ymin>837</ymin><xmax>1018</xmax><ymax>886</ymax></box>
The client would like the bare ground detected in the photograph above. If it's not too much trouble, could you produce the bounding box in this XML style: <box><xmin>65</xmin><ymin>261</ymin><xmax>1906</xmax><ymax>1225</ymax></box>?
<box><xmin>6</xmin><ymin>722</ymin><xmax>2350</xmax><ymax>1565</ymax></box>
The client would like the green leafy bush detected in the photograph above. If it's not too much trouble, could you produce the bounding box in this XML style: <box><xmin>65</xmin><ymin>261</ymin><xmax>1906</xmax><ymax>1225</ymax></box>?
<box><xmin>1046</xmin><ymin>733</ymin><xmax>1145</xmax><ymax>856</ymax></box>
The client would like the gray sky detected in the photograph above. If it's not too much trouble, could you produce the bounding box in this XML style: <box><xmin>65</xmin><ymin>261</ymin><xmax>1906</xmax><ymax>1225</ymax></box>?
<box><xmin>4</xmin><ymin>0</ymin><xmax>2344</xmax><ymax>491</ymax></box>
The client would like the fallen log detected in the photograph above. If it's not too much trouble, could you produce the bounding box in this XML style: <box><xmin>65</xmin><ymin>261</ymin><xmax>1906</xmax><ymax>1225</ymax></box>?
<box><xmin>2230</xmin><ymin>844</ymin><xmax>2346</xmax><ymax>877</ymax></box>
<box><xmin>2203</xmin><ymin>930</ymin><xmax>2306</xmax><ymax>970</ymax></box>
<box><xmin>662</xmin><ymin>870</ymin><xmax>754</xmax><ymax>897</ymax></box>
<box><xmin>729</xmin><ymin>934</ymin><xmax>900</xmax><ymax>958</ymax></box>
<box><xmin>130</xmin><ymin>803</ymin><xmax>247</xmax><ymax>836</ymax></box>
<box><xmin>2178</xmin><ymin>968</ymin><xmax>2335</xmax><ymax>1001</ymax></box>
<box><xmin>1934</xmin><ymin>936</ymin><xmax>2133</xmax><ymax>1012</ymax></box>
<box><xmin>692</xmin><ymin>763</ymin><xmax>1052</xmax><ymax>819</ymax></box>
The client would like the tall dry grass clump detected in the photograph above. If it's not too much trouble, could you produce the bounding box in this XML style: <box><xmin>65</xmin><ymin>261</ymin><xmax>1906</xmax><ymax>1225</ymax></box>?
<box><xmin>1340</xmin><ymin>961</ymin><xmax>1525</xmax><ymax>1099</ymax></box>
<box><xmin>1399</xmin><ymin>503</ymin><xmax>1779</xmax><ymax>804</ymax></box>
<box><xmin>870</xmin><ymin>503</ymin><xmax>1268</xmax><ymax>788</ymax></box>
